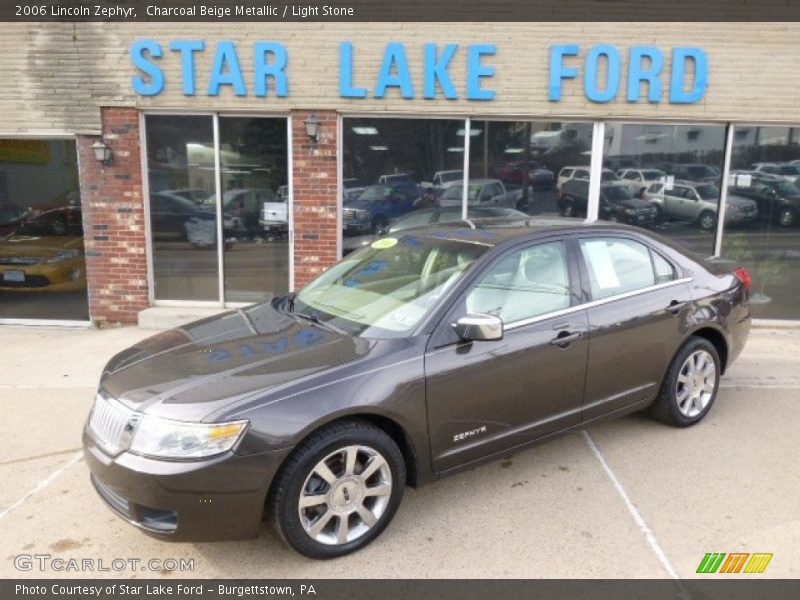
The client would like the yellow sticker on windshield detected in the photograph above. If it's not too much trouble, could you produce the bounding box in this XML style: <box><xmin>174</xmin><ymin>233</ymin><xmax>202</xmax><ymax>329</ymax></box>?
<box><xmin>371</xmin><ymin>237</ymin><xmax>398</xmax><ymax>249</ymax></box>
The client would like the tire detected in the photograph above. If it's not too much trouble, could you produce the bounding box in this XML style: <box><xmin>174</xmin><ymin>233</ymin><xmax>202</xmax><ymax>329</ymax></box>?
<box><xmin>648</xmin><ymin>336</ymin><xmax>721</xmax><ymax>427</ymax></box>
<box><xmin>777</xmin><ymin>207</ymin><xmax>796</xmax><ymax>228</ymax></box>
<box><xmin>652</xmin><ymin>205</ymin><xmax>663</xmax><ymax>223</ymax></box>
<box><xmin>698</xmin><ymin>211</ymin><xmax>717</xmax><ymax>231</ymax></box>
<box><xmin>561</xmin><ymin>200</ymin><xmax>576</xmax><ymax>218</ymax></box>
<box><xmin>268</xmin><ymin>419</ymin><xmax>406</xmax><ymax>559</ymax></box>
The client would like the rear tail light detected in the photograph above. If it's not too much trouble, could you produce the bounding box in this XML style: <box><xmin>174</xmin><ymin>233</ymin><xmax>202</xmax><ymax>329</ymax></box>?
<box><xmin>734</xmin><ymin>267</ymin><xmax>751</xmax><ymax>291</ymax></box>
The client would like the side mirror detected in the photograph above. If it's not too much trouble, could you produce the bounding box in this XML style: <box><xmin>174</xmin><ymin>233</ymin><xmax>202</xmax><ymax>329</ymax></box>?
<box><xmin>452</xmin><ymin>313</ymin><xmax>503</xmax><ymax>342</ymax></box>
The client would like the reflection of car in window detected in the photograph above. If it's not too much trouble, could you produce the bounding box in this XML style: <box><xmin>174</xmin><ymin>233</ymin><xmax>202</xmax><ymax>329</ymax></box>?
<box><xmin>0</xmin><ymin>207</ymin><xmax>85</xmax><ymax>292</ymax></box>
<box><xmin>343</xmin><ymin>183</ymin><xmax>421</xmax><ymax>235</ymax></box>
<box><xmin>643</xmin><ymin>180</ymin><xmax>757</xmax><ymax>230</ymax></box>
<box><xmin>729</xmin><ymin>171</ymin><xmax>800</xmax><ymax>227</ymax></box>
<box><xmin>558</xmin><ymin>180</ymin><xmax>658</xmax><ymax>225</ymax></box>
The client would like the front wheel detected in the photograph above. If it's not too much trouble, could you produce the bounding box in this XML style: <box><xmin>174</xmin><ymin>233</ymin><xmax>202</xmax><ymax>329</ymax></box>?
<box><xmin>777</xmin><ymin>207</ymin><xmax>796</xmax><ymax>228</ymax></box>
<box><xmin>649</xmin><ymin>337</ymin><xmax>721</xmax><ymax>427</ymax></box>
<box><xmin>698</xmin><ymin>211</ymin><xmax>717</xmax><ymax>231</ymax></box>
<box><xmin>269</xmin><ymin>420</ymin><xmax>406</xmax><ymax>559</ymax></box>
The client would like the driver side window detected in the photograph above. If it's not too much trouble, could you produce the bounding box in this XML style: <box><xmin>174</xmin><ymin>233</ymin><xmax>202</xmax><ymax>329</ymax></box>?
<box><xmin>465</xmin><ymin>241</ymin><xmax>571</xmax><ymax>325</ymax></box>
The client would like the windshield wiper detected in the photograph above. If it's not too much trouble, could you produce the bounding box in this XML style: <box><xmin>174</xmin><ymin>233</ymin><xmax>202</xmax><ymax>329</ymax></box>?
<box><xmin>293</xmin><ymin>309</ymin><xmax>348</xmax><ymax>336</ymax></box>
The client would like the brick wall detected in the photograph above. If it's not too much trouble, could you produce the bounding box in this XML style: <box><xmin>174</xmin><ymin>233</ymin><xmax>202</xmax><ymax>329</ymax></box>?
<box><xmin>78</xmin><ymin>107</ymin><xmax>149</xmax><ymax>325</ymax></box>
<box><xmin>291</xmin><ymin>110</ymin><xmax>339</xmax><ymax>289</ymax></box>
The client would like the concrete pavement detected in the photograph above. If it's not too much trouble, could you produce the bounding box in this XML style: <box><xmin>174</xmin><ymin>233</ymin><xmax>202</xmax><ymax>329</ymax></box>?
<box><xmin>0</xmin><ymin>324</ymin><xmax>797</xmax><ymax>578</ymax></box>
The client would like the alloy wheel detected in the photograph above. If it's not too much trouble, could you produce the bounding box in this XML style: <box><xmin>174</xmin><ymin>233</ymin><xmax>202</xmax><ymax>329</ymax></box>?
<box><xmin>778</xmin><ymin>209</ymin><xmax>795</xmax><ymax>227</ymax></box>
<box><xmin>298</xmin><ymin>445</ymin><xmax>392</xmax><ymax>546</ymax></box>
<box><xmin>675</xmin><ymin>349</ymin><xmax>716</xmax><ymax>418</ymax></box>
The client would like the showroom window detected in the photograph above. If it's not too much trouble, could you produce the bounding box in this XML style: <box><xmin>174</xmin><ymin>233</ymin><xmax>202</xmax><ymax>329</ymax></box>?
<box><xmin>598</xmin><ymin>123</ymin><xmax>727</xmax><ymax>256</ymax></box>
<box><xmin>341</xmin><ymin>117</ymin><xmax>596</xmax><ymax>256</ymax></box>
<box><xmin>0</xmin><ymin>138</ymin><xmax>86</xmax><ymax>322</ymax></box>
<box><xmin>469</xmin><ymin>120</ymin><xmax>593</xmax><ymax>217</ymax></box>
<box><xmin>144</xmin><ymin>114</ymin><xmax>289</xmax><ymax>304</ymax></box>
<box><xmin>341</xmin><ymin>117</ymin><xmax>465</xmax><ymax>254</ymax></box>
<box><xmin>721</xmin><ymin>125</ymin><xmax>800</xmax><ymax>319</ymax></box>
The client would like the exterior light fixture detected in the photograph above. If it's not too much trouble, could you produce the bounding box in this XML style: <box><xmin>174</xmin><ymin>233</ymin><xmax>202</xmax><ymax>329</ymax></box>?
<box><xmin>92</xmin><ymin>140</ymin><xmax>113</xmax><ymax>165</ymax></box>
<box><xmin>303</xmin><ymin>112</ymin><xmax>322</xmax><ymax>145</ymax></box>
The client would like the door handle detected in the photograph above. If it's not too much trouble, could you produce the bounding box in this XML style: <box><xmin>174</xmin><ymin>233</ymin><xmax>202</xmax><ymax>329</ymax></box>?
<box><xmin>550</xmin><ymin>331</ymin><xmax>583</xmax><ymax>348</ymax></box>
<box><xmin>666</xmin><ymin>300</ymin><xmax>687</xmax><ymax>315</ymax></box>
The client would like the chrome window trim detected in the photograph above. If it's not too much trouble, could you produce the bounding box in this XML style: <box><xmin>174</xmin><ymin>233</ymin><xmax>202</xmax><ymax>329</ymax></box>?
<box><xmin>503</xmin><ymin>277</ymin><xmax>693</xmax><ymax>332</ymax></box>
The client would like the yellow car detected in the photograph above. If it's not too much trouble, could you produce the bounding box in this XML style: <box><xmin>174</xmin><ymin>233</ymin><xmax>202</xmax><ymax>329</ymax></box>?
<box><xmin>0</xmin><ymin>207</ymin><xmax>86</xmax><ymax>292</ymax></box>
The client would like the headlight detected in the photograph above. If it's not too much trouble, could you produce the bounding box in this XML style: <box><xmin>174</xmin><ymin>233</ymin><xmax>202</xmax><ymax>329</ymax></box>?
<box><xmin>128</xmin><ymin>415</ymin><xmax>249</xmax><ymax>460</ymax></box>
<box><xmin>625</xmin><ymin>208</ymin><xmax>637</xmax><ymax>215</ymax></box>
<box><xmin>45</xmin><ymin>249</ymin><xmax>80</xmax><ymax>264</ymax></box>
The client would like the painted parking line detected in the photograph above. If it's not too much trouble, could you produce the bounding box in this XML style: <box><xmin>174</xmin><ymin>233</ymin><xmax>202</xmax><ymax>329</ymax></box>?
<box><xmin>0</xmin><ymin>451</ymin><xmax>83</xmax><ymax>519</ymax></box>
<box><xmin>582</xmin><ymin>431</ymin><xmax>686</xmax><ymax>584</ymax></box>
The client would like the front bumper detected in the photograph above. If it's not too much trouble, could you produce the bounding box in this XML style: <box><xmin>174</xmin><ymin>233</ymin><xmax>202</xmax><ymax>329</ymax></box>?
<box><xmin>82</xmin><ymin>429</ymin><xmax>292</xmax><ymax>542</ymax></box>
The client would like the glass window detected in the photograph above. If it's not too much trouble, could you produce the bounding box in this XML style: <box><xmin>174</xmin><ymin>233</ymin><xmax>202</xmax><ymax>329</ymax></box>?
<box><xmin>342</xmin><ymin>117</ymin><xmax>464</xmax><ymax>240</ymax></box>
<box><xmin>722</xmin><ymin>125</ymin><xmax>800</xmax><ymax>319</ymax></box>
<box><xmin>601</xmin><ymin>123</ymin><xmax>727</xmax><ymax>256</ymax></box>
<box><xmin>145</xmin><ymin>115</ymin><xmax>217</xmax><ymax>301</ymax></box>
<box><xmin>466</xmin><ymin>241</ymin><xmax>570</xmax><ymax>324</ymax></box>
<box><xmin>652</xmin><ymin>252</ymin><xmax>676</xmax><ymax>284</ymax></box>
<box><xmin>294</xmin><ymin>234</ymin><xmax>487</xmax><ymax>338</ymax></box>
<box><xmin>218</xmin><ymin>117</ymin><xmax>288</xmax><ymax>303</ymax></box>
<box><xmin>0</xmin><ymin>139</ymin><xmax>86</xmax><ymax>321</ymax></box>
<box><xmin>468</xmin><ymin>121</ymin><xmax>594</xmax><ymax>217</ymax></box>
<box><xmin>579</xmin><ymin>237</ymin><xmax>656</xmax><ymax>300</ymax></box>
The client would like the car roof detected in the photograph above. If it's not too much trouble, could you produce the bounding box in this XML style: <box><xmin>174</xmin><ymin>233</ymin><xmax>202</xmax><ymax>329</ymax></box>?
<box><xmin>393</xmin><ymin>217</ymin><xmax>662</xmax><ymax>248</ymax></box>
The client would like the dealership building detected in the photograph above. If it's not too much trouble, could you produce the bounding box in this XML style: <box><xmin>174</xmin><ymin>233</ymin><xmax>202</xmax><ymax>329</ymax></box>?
<box><xmin>1</xmin><ymin>21</ymin><xmax>799</xmax><ymax>326</ymax></box>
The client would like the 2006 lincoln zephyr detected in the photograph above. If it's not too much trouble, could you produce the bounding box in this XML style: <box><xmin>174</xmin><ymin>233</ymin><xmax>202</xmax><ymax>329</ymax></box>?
<box><xmin>83</xmin><ymin>219</ymin><xmax>751</xmax><ymax>558</ymax></box>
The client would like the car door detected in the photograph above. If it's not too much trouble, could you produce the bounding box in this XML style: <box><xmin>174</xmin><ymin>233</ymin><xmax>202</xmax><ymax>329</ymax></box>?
<box><xmin>425</xmin><ymin>237</ymin><xmax>589</xmax><ymax>472</ymax></box>
<box><xmin>576</xmin><ymin>236</ymin><xmax>692</xmax><ymax>420</ymax></box>
<box><xmin>663</xmin><ymin>185</ymin><xmax>690</xmax><ymax>219</ymax></box>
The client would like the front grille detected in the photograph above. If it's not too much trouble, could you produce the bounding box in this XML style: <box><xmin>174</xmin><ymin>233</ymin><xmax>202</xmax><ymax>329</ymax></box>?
<box><xmin>342</xmin><ymin>208</ymin><xmax>358</xmax><ymax>221</ymax></box>
<box><xmin>88</xmin><ymin>393</ymin><xmax>137</xmax><ymax>455</ymax></box>
<box><xmin>0</xmin><ymin>257</ymin><xmax>39</xmax><ymax>265</ymax></box>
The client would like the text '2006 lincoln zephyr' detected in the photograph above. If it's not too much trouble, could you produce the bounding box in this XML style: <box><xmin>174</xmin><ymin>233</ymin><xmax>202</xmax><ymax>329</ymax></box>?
<box><xmin>83</xmin><ymin>219</ymin><xmax>750</xmax><ymax>558</ymax></box>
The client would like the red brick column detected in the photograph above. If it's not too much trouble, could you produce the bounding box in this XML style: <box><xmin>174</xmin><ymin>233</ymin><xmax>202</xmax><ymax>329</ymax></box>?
<box><xmin>77</xmin><ymin>107</ymin><xmax>149</xmax><ymax>325</ymax></box>
<box><xmin>291</xmin><ymin>110</ymin><xmax>339</xmax><ymax>289</ymax></box>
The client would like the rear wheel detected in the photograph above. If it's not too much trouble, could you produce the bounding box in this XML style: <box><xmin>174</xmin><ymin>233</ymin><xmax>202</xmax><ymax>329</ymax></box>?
<box><xmin>269</xmin><ymin>420</ymin><xmax>406</xmax><ymax>559</ymax></box>
<box><xmin>649</xmin><ymin>337</ymin><xmax>721</xmax><ymax>427</ymax></box>
<box><xmin>777</xmin><ymin>207</ymin><xmax>796</xmax><ymax>227</ymax></box>
<box><xmin>698</xmin><ymin>211</ymin><xmax>717</xmax><ymax>231</ymax></box>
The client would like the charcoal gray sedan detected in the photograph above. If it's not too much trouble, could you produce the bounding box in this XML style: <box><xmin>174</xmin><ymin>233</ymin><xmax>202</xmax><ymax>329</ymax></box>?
<box><xmin>83</xmin><ymin>220</ymin><xmax>751</xmax><ymax>558</ymax></box>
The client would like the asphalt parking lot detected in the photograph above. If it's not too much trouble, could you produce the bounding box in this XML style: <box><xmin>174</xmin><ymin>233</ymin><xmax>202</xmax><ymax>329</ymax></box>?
<box><xmin>0</xmin><ymin>325</ymin><xmax>798</xmax><ymax>579</ymax></box>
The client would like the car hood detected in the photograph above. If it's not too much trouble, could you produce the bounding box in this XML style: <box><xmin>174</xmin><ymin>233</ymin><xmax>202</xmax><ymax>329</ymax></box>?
<box><xmin>0</xmin><ymin>235</ymin><xmax>83</xmax><ymax>257</ymax></box>
<box><xmin>610</xmin><ymin>197</ymin><xmax>652</xmax><ymax>209</ymax></box>
<box><xmin>100</xmin><ymin>304</ymin><xmax>372</xmax><ymax>421</ymax></box>
<box><xmin>726</xmin><ymin>194</ymin><xmax>757</xmax><ymax>209</ymax></box>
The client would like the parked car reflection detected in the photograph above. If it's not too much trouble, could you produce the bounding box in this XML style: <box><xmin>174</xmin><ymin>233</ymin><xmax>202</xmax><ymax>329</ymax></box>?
<box><xmin>730</xmin><ymin>171</ymin><xmax>800</xmax><ymax>227</ymax></box>
<box><xmin>0</xmin><ymin>206</ymin><xmax>85</xmax><ymax>292</ymax></box>
<box><xmin>644</xmin><ymin>181</ymin><xmax>757</xmax><ymax>230</ymax></box>
<box><xmin>343</xmin><ymin>184</ymin><xmax>421</xmax><ymax>235</ymax></box>
<box><xmin>343</xmin><ymin>205</ymin><xmax>528</xmax><ymax>255</ymax></box>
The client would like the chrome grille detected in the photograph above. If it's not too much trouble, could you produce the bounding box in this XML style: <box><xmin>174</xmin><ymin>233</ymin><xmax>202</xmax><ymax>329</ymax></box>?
<box><xmin>342</xmin><ymin>208</ymin><xmax>358</xmax><ymax>221</ymax></box>
<box><xmin>0</xmin><ymin>257</ymin><xmax>39</xmax><ymax>265</ymax></box>
<box><xmin>88</xmin><ymin>393</ymin><xmax>137</xmax><ymax>455</ymax></box>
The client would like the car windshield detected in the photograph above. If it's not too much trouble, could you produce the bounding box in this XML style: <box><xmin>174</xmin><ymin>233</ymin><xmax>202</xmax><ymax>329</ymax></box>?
<box><xmin>356</xmin><ymin>186</ymin><xmax>393</xmax><ymax>203</ymax></box>
<box><xmin>642</xmin><ymin>170</ymin><xmax>664</xmax><ymax>180</ymax></box>
<box><xmin>439</xmin><ymin>172</ymin><xmax>462</xmax><ymax>183</ymax></box>
<box><xmin>603</xmin><ymin>186</ymin><xmax>634</xmax><ymax>202</ymax></box>
<box><xmin>293</xmin><ymin>234</ymin><xmax>490</xmax><ymax>338</ymax></box>
<box><xmin>440</xmin><ymin>185</ymin><xmax>480</xmax><ymax>203</ymax></box>
<box><xmin>687</xmin><ymin>165</ymin><xmax>717</xmax><ymax>179</ymax></box>
<box><xmin>774</xmin><ymin>181</ymin><xmax>800</xmax><ymax>196</ymax></box>
<box><xmin>695</xmin><ymin>184</ymin><xmax>720</xmax><ymax>200</ymax></box>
